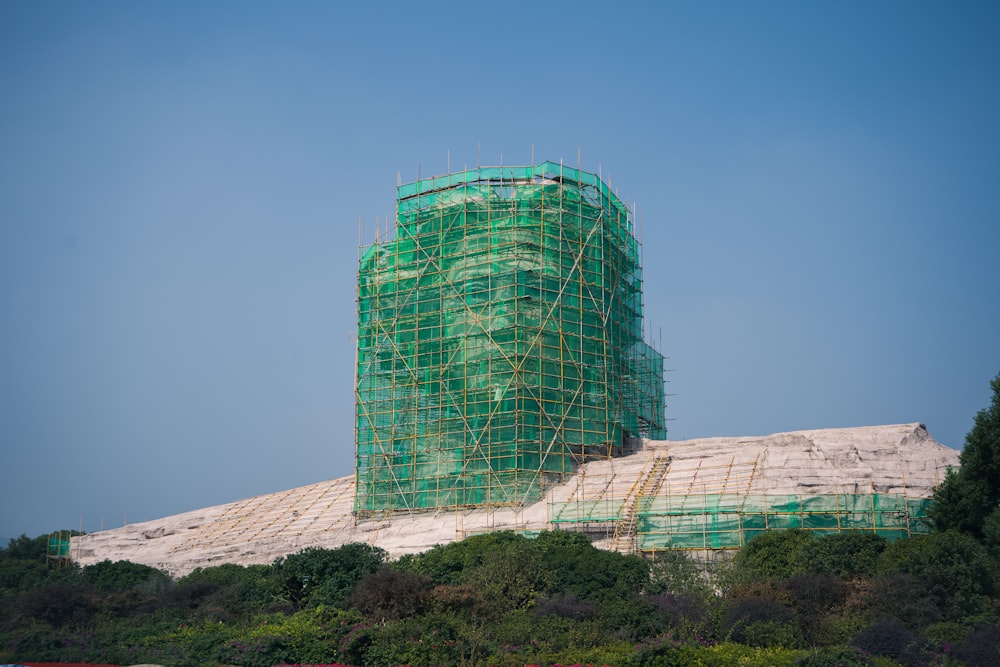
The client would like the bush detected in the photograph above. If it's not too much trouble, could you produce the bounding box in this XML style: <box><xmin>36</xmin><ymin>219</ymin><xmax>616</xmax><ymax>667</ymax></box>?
<box><xmin>270</xmin><ymin>543</ymin><xmax>387</xmax><ymax>609</ymax></box>
<box><xmin>637</xmin><ymin>640</ymin><xmax>801</xmax><ymax>667</ymax></box>
<box><xmin>801</xmin><ymin>533</ymin><xmax>887</xmax><ymax>578</ymax></box>
<box><xmin>955</xmin><ymin>624</ymin><xmax>1000</xmax><ymax>667</ymax></box>
<box><xmin>647</xmin><ymin>549</ymin><xmax>714</xmax><ymax>601</ymax></box>
<box><xmin>646</xmin><ymin>591</ymin><xmax>714</xmax><ymax>639</ymax></box>
<box><xmin>348</xmin><ymin>566</ymin><xmax>429</xmax><ymax>621</ymax></box>
<box><xmin>731</xmin><ymin>531</ymin><xmax>815</xmax><ymax>582</ymax></box>
<box><xmin>15</xmin><ymin>583</ymin><xmax>96</xmax><ymax>628</ymax></box>
<box><xmin>532</xmin><ymin>592</ymin><xmax>596</xmax><ymax>621</ymax></box>
<box><xmin>794</xmin><ymin>645</ymin><xmax>875</xmax><ymax>666</ymax></box>
<box><xmin>79</xmin><ymin>559</ymin><xmax>171</xmax><ymax>594</ymax></box>
<box><xmin>856</xmin><ymin>572</ymin><xmax>943</xmax><ymax>631</ymax></box>
<box><xmin>878</xmin><ymin>530</ymin><xmax>994</xmax><ymax>623</ymax></box>
<box><xmin>723</xmin><ymin>596</ymin><xmax>802</xmax><ymax>648</ymax></box>
<box><xmin>850</xmin><ymin>617</ymin><xmax>918</xmax><ymax>664</ymax></box>
<box><xmin>783</xmin><ymin>572</ymin><xmax>847</xmax><ymax>645</ymax></box>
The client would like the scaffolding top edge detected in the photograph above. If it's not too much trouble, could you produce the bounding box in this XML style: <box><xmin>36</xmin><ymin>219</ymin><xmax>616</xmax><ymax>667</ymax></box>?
<box><xmin>397</xmin><ymin>162</ymin><xmax>628</xmax><ymax>210</ymax></box>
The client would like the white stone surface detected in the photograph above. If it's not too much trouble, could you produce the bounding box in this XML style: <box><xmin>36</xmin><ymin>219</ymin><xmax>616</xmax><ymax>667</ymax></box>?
<box><xmin>71</xmin><ymin>423</ymin><xmax>958</xmax><ymax>576</ymax></box>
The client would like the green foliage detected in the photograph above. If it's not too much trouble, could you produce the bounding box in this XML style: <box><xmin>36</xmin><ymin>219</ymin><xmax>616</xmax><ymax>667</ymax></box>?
<box><xmin>982</xmin><ymin>506</ymin><xmax>1000</xmax><ymax>556</ymax></box>
<box><xmin>723</xmin><ymin>596</ymin><xmax>803</xmax><ymax>648</ymax></box>
<box><xmin>731</xmin><ymin>530</ymin><xmax>815</xmax><ymax>582</ymax></box>
<box><xmin>2</xmin><ymin>533</ymin><xmax>50</xmax><ymax>560</ymax></box>
<box><xmin>354</xmin><ymin>613</ymin><xmax>471</xmax><ymax>667</ymax></box>
<box><xmin>269</xmin><ymin>542</ymin><xmax>386</xmax><ymax>609</ymax></box>
<box><xmin>794</xmin><ymin>645</ymin><xmax>877</xmax><ymax>667</ymax></box>
<box><xmin>0</xmin><ymin>533</ymin><xmax>70</xmax><ymax>599</ymax></box>
<box><xmin>536</xmin><ymin>528</ymin><xmax>650</xmax><ymax>601</ymax></box>
<box><xmin>857</xmin><ymin>572</ymin><xmax>945</xmax><ymax>632</ymax></box>
<box><xmin>921</xmin><ymin>621</ymin><xmax>969</xmax><ymax>647</ymax></box>
<box><xmin>637</xmin><ymin>640</ymin><xmax>802</xmax><ymax>667</ymax></box>
<box><xmin>464</xmin><ymin>533</ymin><xmax>549</xmax><ymax>617</ymax></box>
<box><xmin>878</xmin><ymin>530</ymin><xmax>994</xmax><ymax>622</ymax></box>
<box><xmin>930</xmin><ymin>371</ymin><xmax>1000</xmax><ymax>538</ymax></box>
<box><xmin>1</xmin><ymin>524</ymin><xmax>999</xmax><ymax>667</ymax></box>
<box><xmin>79</xmin><ymin>558</ymin><xmax>171</xmax><ymax>593</ymax></box>
<box><xmin>396</xmin><ymin>530</ymin><xmax>526</xmax><ymax>584</ymax></box>
<box><xmin>14</xmin><ymin>582</ymin><xmax>96</xmax><ymax>628</ymax></box>
<box><xmin>782</xmin><ymin>572</ymin><xmax>847</xmax><ymax>646</ymax></box>
<box><xmin>648</xmin><ymin>549</ymin><xmax>715</xmax><ymax>603</ymax></box>
<box><xmin>348</xmin><ymin>565</ymin><xmax>429</xmax><ymax>621</ymax></box>
<box><xmin>850</xmin><ymin>617</ymin><xmax>919</xmax><ymax>664</ymax></box>
<box><xmin>176</xmin><ymin>562</ymin><xmax>271</xmax><ymax>619</ymax></box>
<box><xmin>955</xmin><ymin>624</ymin><xmax>1000</xmax><ymax>667</ymax></box>
<box><xmin>801</xmin><ymin>533</ymin><xmax>888</xmax><ymax>578</ymax></box>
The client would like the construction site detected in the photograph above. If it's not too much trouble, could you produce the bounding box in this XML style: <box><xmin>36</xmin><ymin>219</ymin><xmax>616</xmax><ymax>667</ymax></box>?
<box><xmin>355</xmin><ymin>162</ymin><xmax>666</xmax><ymax>517</ymax></box>
<box><xmin>70</xmin><ymin>162</ymin><xmax>960</xmax><ymax>574</ymax></box>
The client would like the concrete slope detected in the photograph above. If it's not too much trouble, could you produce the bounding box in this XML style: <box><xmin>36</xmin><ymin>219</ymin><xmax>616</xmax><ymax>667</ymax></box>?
<box><xmin>71</xmin><ymin>423</ymin><xmax>958</xmax><ymax>576</ymax></box>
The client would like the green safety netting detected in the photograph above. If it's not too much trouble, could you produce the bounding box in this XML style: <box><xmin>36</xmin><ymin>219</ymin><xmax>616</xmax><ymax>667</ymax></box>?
<box><xmin>549</xmin><ymin>493</ymin><xmax>932</xmax><ymax>550</ymax></box>
<box><xmin>47</xmin><ymin>532</ymin><xmax>71</xmax><ymax>566</ymax></box>
<box><xmin>355</xmin><ymin>163</ymin><xmax>666</xmax><ymax>516</ymax></box>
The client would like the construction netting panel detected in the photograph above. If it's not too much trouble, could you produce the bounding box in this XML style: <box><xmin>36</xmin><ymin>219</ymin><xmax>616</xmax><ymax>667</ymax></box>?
<box><xmin>47</xmin><ymin>531</ymin><xmax>72</xmax><ymax>567</ymax></box>
<box><xmin>355</xmin><ymin>162</ymin><xmax>667</xmax><ymax>516</ymax></box>
<box><xmin>634</xmin><ymin>493</ymin><xmax>933</xmax><ymax>551</ymax></box>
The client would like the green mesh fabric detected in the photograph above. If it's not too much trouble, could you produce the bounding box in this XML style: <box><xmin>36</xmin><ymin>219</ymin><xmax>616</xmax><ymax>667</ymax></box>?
<box><xmin>355</xmin><ymin>163</ymin><xmax>666</xmax><ymax>516</ymax></box>
<box><xmin>549</xmin><ymin>493</ymin><xmax>933</xmax><ymax>550</ymax></box>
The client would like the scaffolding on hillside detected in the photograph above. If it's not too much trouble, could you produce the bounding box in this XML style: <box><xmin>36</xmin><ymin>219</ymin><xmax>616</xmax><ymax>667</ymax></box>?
<box><xmin>355</xmin><ymin>162</ymin><xmax>667</xmax><ymax>519</ymax></box>
<box><xmin>548</xmin><ymin>452</ymin><xmax>933</xmax><ymax>554</ymax></box>
<box><xmin>47</xmin><ymin>531</ymin><xmax>72</xmax><ymax>569</ymax></box>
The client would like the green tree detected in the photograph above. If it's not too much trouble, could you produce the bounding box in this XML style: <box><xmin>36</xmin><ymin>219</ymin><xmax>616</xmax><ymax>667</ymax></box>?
<box><xmin>929</xmin><ymin>371</ymin><xmax>1000</xmax><ymax>538</ymax></box>
<box><xmin>79</xmin><ymin>559</ymin><xmax>171</xmax><ymax>593</ymax></box>
<box><xmin>800</xmin><ymin>532</ymin><xmax>887</xmax><ymax>578</ymax></box>
<box><xmin>270</xmin><ymin>543</ymin><xmax>386</xmax><ymax>609</ymax></box>
<box><xmin>877</xmin><ymin>530</ymin><xmax>994</xmax><ymax>623</ymax></box>
<box><xmin>349</xmin><ymin>566</ymin><xmax>430</xmax><ymax>621</ymax></box>
<box><xmin>729</xmin><ymin>530</ymin><xmax>815</xmax><ymax>582</ymax></box>
<box><xmin>0</xmin><ymin>534</ymin><xmax>51</xmax><ymax>597</ymax></box>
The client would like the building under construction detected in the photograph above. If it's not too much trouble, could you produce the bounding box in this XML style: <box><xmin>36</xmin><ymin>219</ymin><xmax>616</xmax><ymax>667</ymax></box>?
<box><xmin>354</xmin><ymin>162</ymin><xmax>667</xmax><ymax>517</ymax></box>
<box><xmin>67</xmin><ymin>161</ymin><xmax>961</xmax><ymax>575</ymax></box>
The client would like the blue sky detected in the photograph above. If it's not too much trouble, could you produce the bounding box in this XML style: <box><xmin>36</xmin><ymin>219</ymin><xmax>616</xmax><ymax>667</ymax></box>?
<box><xmin>2</xmin><ymin>1</ymin><xmax>998</xmax><ymax>543</ymax></box>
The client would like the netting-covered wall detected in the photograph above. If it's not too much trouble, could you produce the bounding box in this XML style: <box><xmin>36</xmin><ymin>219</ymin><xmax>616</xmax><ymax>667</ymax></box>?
<box><xmin>47</xmin><ymin>531</ymin><xmax>72</xmax><ymax>568</ymax></box>
<box><xmin>355</xmin><ymin>162</ymin><xmax>666</xmax><ymax>517</ymax></box>
<box><xmin>636</xmin><ymin>493</ymin><xmax>932</xmax><ymax>550</ymax></box>
<box><xmin>548</xmin><ymin>493</ymin><xmax>932</xmax><ymax>551</ymax></box>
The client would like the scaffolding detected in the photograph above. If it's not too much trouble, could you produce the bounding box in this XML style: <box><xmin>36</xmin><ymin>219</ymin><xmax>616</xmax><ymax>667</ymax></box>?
<box><xmin>47</xmin><ymin>531</ymin><xmax>72</xmax><ymax>568</ymax></box>
<box><xmin>355</xmin><ymin>162</ymin><xmax>667</xmax><ymax>518</ymax></box>
<box><xmin>548</xmin><ymin>452</ymin><xmax>934</xmax><ymax>554</ymax></box>
<box><xmin>632</xmin><ymin>489</ymin><xmax>931</xmax><ymax>553</ymax></box>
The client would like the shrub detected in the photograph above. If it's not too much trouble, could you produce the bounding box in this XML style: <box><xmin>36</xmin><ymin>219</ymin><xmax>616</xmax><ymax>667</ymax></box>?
<box><xmin>850</xmin><ymin>617</ymin><xmax>918</xmax><ymax>663</ymax></box>
<box><xmin>795</xmin><ymin>644</ymin><xmax>875</xmax><ymax>666</ymax></box>
<box><xmin>783</xmin><ymin>572</ymin><xmax>847</xmax><ymax>645</ymax></box>
<box><xmin>955</xmin><ymin>624</ymin><xmax>1000</xmax><ymax>667</ymax></box>
<box><xmin>723</xmin><ymin>596</ymin><xmax>802</xmax><ymax>648</ymax></box>
<box><xmin>79</xmin><ymin>559</ymin><xmax>170</xmax><ymax>594</ymax></box>
<box><xmin>731</xmin><ymin>531</ymin><xmax>815</xmax><ymax>582</ymax></box>
<box><xmin>15</xmin><ymin>583</ymin><xmax>96</xmax><ymax>628</ymax></box>
<box><xmin>532</xmin><ymin>592</ymin><xmax>596</xmax><ymax>621</ymax></box>
<box><xmin>802</xmin><ymin>533</ymin><xmax>887</xmax><ymax>578</ymax></box>
<box><xmin>878</xmin><ymin>530</ymin><xmax>994</xmax><ymax>623</ymax></box>
<box><xmin>637</xmin><ymin>641</ymin><xmax>801</xmax><ymax>667</ymax></box>
<box><xmin>270</xmin><ymin>543</ymin><xmax>387</xmax><ymax>609</ymax></box>
<box><xmin>348</xmin><ymin>566</ymin><xmax>429</xmax><ymax>621</ymax></box>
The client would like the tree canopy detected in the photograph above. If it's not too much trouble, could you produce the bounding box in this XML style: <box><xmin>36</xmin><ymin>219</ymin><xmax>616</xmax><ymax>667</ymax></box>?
<box><xmin>930</xmin><ymin>371</ymin><xmax>1000</xmax><ymax>538</ymax></box>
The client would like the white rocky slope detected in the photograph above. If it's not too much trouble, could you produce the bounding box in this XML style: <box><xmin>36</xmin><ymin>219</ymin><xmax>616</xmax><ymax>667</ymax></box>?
<box><xmin>71</xmin><ymin>423</ymin><xmax>958</xmax><ymax>576</ymax></box>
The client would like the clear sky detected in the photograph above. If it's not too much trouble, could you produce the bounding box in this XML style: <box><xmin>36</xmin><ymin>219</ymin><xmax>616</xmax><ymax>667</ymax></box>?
<box><xmin>2</xmin><ymin>1</ymin><xmax>999</xmax><ymax>544</ymax></box>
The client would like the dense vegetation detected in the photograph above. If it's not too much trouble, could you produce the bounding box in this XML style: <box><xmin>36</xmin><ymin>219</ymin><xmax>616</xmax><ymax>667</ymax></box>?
<box><xmin>2</xmin><ymin>373</ymin><xmax>998</xmax><ymax>667</ymax></box>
